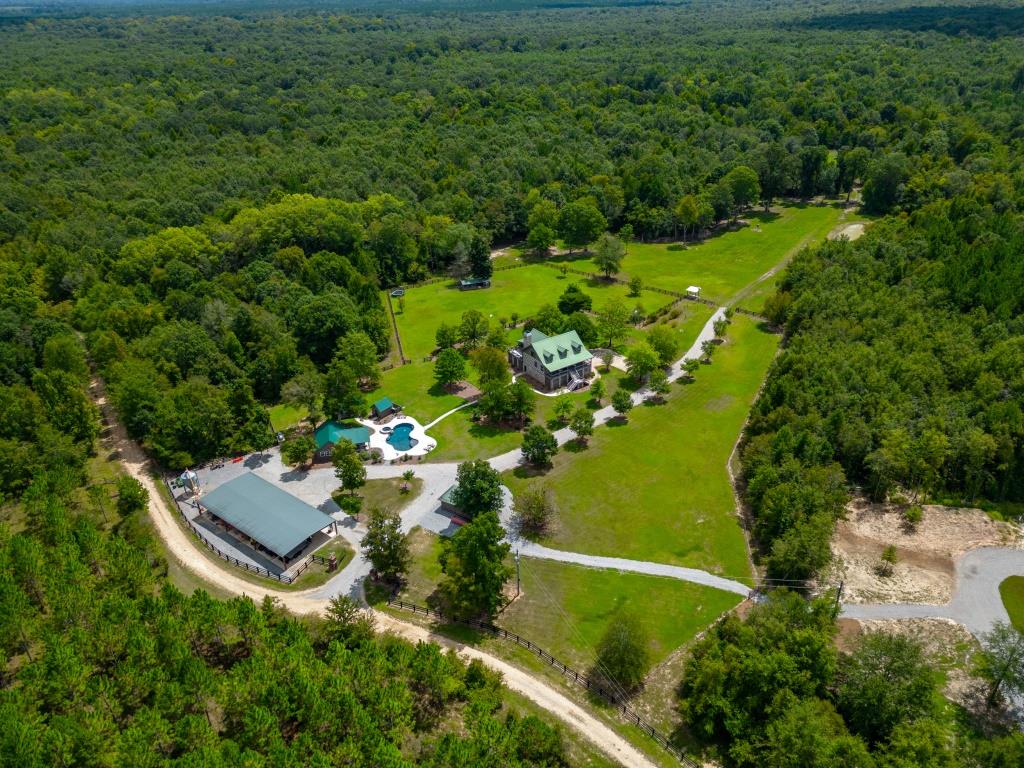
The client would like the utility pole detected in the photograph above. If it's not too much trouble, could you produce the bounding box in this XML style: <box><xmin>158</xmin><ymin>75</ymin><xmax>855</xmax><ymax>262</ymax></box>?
<box><xmin>515</xmin><ymin>549</ymin><xmax>521</xmax><ymax>598</ymax></box>
<box><xmin>833</xmin><ymin>580</ymin><xmax>844</xmax><ymax>618</ymax></box>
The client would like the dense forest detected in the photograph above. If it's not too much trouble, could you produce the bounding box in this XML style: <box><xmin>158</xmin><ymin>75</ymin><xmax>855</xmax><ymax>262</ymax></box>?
<box><xmin>2</xmin><ymin>0</ymin><xmax>1024</xmax><ymax>765</ymax></box>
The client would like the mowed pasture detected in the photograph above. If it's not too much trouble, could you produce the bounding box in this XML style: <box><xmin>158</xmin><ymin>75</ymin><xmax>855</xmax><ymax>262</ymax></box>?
<box><xmin>390</xmin><ymin>265</ymin><xmax>673</xmax><ymax>360</ymax></box>
<box><xmin>549</xmin><ymin>203</ymin><xmax>843</xmax><ymax>303</ymax></box>
<box><xmin>504</xmin><ymin>316</ymin><xmax>779</xmax><ymax>578</ymax></box>
<box><xmin>386</xmin><ymin>529</ymin><xmax>741</xmax><ymax>673</ymax></box>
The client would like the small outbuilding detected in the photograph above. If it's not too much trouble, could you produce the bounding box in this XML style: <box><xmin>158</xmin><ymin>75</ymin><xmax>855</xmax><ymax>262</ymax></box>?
<box><xmin>458</xmin><ymin>277</ymin><xmax>491</xmax><ymax>290</ymax></box>
<box><xmin>371</xmin><ymin>396</ymin><xmax>400</xmax><ymax>420</ymax></box>
<box><xmin>199</xmin><ymin>473</ymin><xmax>336</xmax><ymax>565</ymax></box>
<box><xmin>686</xmin><ymin>285</ymin><xmax>701</xmax><ymax>299</ymax></box>
<box><xmin>313</xmin><ymin>420</ymin><xmax>370</xmax><ymax>463</ymax></box>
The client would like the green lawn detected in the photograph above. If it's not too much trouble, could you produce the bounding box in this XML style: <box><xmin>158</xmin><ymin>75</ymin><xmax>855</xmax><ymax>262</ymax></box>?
<box><xmin>386</xmin><ymin>529</ymin><xmax>740</xmax><ymax>673</ymax></box>
<box><xmin>367</xmin><ymin>361</ymin><xmax>466</xmax><ymax>424</ymax></box>
<box><xmin>358</xmin><ymin>476</ymin><xmax>424</xmax><ymax>514</ymax></box>
<box><xmin>550</xmin><ymin>204</ymin><xmax>842</xmax><ymax>304</ymax></box>
<box><xmin>268</xmin><ymin>402</ymin><xmax>308</xmax><ymax>432</ymax></box>
<box><xmin>391</xmin><ymin>265</ymin><xmax>671</xmax><ymax>360</ymax></box>
<box><xmin>504</xmin><ymin>316</ymin><xmax>778</xmax><ymax>578</ymax></box>
<box><xmin>999</xmin><ymin>576</ymin><xmax>1024</xmax><ymax>632</ymax></box>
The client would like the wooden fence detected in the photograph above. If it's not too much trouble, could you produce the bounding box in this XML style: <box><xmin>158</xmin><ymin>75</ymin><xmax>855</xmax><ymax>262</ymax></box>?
<box><xmin>387</xmin><ymin>595</ymin><xmax>700</xmax><ymax>767</ymax></box>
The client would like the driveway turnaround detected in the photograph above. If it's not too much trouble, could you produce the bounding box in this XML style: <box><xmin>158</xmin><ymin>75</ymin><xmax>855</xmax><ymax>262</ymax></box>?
<box><xmin>841</xmin><ymin>547</ymin><xmax>1024</xmax><ymax>639</ymax></box>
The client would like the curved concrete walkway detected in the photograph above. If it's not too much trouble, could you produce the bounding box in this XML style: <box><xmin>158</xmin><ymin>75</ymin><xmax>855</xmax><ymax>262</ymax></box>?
<box><xmin>841</xmin><ymin>547</ymin><xmax>1024</xmax><ymax>639</ymax></box>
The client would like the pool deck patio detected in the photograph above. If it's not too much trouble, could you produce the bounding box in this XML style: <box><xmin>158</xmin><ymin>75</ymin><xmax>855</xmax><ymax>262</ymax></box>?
<box><xmin>357</xmin><ymin>415</ymin><xmax>436</xmax><ymax>461</ymax></box>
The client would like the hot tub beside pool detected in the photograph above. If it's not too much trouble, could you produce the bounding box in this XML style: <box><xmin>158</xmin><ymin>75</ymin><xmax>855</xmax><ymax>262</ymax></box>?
<box><xmin>386</xmin><ymin>423</ymin><xmax>417</xmax><ymax>451</ymax></box>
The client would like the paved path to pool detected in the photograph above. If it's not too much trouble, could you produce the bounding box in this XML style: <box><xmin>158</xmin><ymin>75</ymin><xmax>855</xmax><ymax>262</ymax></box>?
<box><xmin>422</xmin><ymin>401</ymin><xmax>475</xmax><ymax>430</ymax></box>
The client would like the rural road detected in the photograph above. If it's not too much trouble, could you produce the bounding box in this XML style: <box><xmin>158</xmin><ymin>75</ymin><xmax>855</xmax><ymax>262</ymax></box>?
<box><xmin>842</xmin><ymin>547</ymin><xmax>1024</xmax><ymax>639</ymax></box>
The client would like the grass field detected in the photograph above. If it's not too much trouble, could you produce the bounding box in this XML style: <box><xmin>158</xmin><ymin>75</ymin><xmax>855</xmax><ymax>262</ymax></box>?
<box><xmin>504</xmin><ymin>316</ymin><xmax>778</xmax><ymax>578</ymax></box>
<box><xmin>388</xmin><ymin>528</ymin><xmax>740</xmax><ymax>672</ymax></box>
<box><xmin>391</xmin><ymin>265</ymin><xmax>672</xmax><ymax>360</ymax></box>
<box><xmin>1000</xmin><ymin>576</ymin><xmax>1024</xmax><ymax>632</ymax></box>
<box><xmin>358</xmin><ymin>476</ymin><xmax>424</xmax><ymax>514</ymax></box>
<box><xmin>550</xmin><ymin>203</ymin><xmax>842</xmax><ymax>304</ymax></box>
<box><xmin>268</xmin><ymin>401</ymin><xmax>308</xmax><ymax>432</ymax></box>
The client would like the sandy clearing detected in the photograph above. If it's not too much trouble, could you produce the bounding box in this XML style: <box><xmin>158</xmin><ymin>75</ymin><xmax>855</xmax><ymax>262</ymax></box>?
<box><xmin>91</xmin><ymin>377</ymin><xmax>655</xmax><ymax>768</ymax></box>
<box><xmin>830</xmin><ymin>499</ymin><xmax>1022</xmax><ymax>605</ymax></box>
<box><xmin>828</xmin><ymin>222</ymin><xmax>866</xmax><ymax>241</ymax></box>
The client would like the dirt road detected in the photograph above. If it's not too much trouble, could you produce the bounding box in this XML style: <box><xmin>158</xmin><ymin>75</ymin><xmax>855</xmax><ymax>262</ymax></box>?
<box><xmin>92</xmin><ymin>378</ymin><xmax>656</xmax><ymax>768</ymax></box>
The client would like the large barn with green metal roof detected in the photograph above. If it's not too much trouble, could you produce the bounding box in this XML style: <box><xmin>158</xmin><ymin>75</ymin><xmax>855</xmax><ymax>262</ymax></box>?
<box><xmin>199</xmin><ymin>473</ymin><xmax>336</xmax><ymax>565</ymax></box>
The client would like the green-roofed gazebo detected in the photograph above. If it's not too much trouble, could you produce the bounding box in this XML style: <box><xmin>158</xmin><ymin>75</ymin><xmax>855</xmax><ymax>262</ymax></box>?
<box><xmin>313</xmin><ymin>420</ymin><xmax>370</xmax><ymax>462</ymax></box>
<box><xmin>371</xmin><ymin>396</ymin><xmax>399</xmax><ymax>419</ymax></box>
<box><xmin>199</xmin><ymin>473</ymin><xmax>336</xmax><ymax>563</ymax></box>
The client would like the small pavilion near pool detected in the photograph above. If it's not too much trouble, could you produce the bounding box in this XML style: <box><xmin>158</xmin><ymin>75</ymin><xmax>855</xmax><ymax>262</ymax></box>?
<box><xmin>198</xmin><ymin>472</ymin><xmax>336</xmax><ymax>566</ymax></box>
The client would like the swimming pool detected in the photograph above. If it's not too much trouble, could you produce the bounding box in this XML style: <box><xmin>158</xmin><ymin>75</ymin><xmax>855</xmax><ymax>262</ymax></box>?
<box><xmin>385</xmin><ymin>423</ymin><xmax>418</xmax><ymax>451</ymax></box>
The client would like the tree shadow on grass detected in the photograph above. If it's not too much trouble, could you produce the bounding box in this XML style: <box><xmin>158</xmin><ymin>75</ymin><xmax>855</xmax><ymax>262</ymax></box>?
<box><xmin>606</xmin><ymin>416</ymin><xmax>629</xmax><ymax>427</ymax></box>
<box><xmin>512</xmin><ymin>464</ymin><xmax>551</xmax><ymax>480</ymax></box>
<box><xmin>562</xmin><ymin>438</ymin><xmax>590</xmax><ymax>453</ymax></box>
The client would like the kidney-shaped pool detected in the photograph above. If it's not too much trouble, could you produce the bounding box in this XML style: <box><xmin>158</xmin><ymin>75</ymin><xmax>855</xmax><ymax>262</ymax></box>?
<box><xmin>385</xmin><ymin>422</ymin><xmax>418</xmax><ymax>451</ymax></box>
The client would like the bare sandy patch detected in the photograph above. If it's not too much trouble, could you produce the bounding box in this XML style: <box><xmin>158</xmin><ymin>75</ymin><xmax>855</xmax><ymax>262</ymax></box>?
<box><xmin>829</xmin><ymin>500</ymin><xmax>1023</xmax><ymax>605</ymax></box>
<box><xmin>828</xmin><ymin>222</ymin><xmax>866</xmax><ymax>241</ymax></box>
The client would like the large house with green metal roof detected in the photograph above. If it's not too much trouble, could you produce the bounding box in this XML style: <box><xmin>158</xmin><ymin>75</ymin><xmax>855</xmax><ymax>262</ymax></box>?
<box><xmin>509</xmin><ymin>328</ymin><xmax>593</xmax><ymax>391</ymax></box>
<box><xmin>313</xmin><ymin>420</ymin><xmax>370</xmax><ymax>463</ymax></box>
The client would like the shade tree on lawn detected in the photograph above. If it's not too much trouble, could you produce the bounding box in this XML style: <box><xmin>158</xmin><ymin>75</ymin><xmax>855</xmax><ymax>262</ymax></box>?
<box><xmin>649</xmin><ymin>368</ymin><xmax>670</xmax><ymax>398</ymax></box>
<box><xmin>646</xmin><ymin>325</ymin><xmax>680</xmax><ymax>367</ymax></box>
<box><xmin>596</xmin><ymin>299</ymin><xmax>631</xmax><ymax>348</ymax></box>
<box><xmin>433</xmin><ymin>347</ymin><xmax>466</xmax><ymax>390</ymax></box>
<box><xmin>511</xmin><ymin>485</ymin><xmax>556</xmax><ymax>539</ymax></box>
<box><xmin>478</xmin><ymin>378</ymin><xmax>535</xmax><ymax>426</ymax></box>
<box><xmin>459</xmin><ymin>309</ymin><xmax>489</xmax><ymax>350</ymax></box>
<box><xmin>471</xmin><ymin>346</ymin><xmax>511</xmax><ymax>387</ymax></box>
<box><xmin>435</xmin><ymin>322</ymin><xmax>458</xmax><ymax>351</ymax></box>
<box><xmin>592</xmin><ymin>610</ymin><xmax>651</xmax><ymax>693</ymax></box>
<box><xmin>438</xmin><ymin>511</ymin><xmax>512</xmax><ymax>619</ymax></box>
<box><xmin>625</xmin><ymin>342</ymin><xmax>660</xmax><ymax>383</ymax></box>
<box><xmin>591</xmin><ymin>232</ymin><xmax>626</xmax><ymax>278</ymax></box>
<box><xmin>589</xmin><ymin>377</ymin><xmax>605</xmax><ymax>405</ymax></box>
<box><xmin>569</xmin><ymin>407</ymin><xmax>594</xmax><ymax>445</ymax></box>
<box><xmin>682</xmin><ymin>357</ymin><xmax>700</xmax><ymax>381</ymax></box>
<box><xmin>361</xmin><ymin>507</ymin><xmax>410</xmax><ymax>583</ymax></box>
<box><xmin>557</xmin><ymin>283</ymin><xmax>592</xmax><ymax>314</ymax></box>
<box><xmin>451</xmin><ymin>460</ymin><xmax>504</xmax><ymax>520</ymax></box>
<box><xmin>333</xmin><ymin>439</ymin><xmax>366</xmax><ymax>496</ymax></box>
<box><xmin>521</xmin><ymin>425</ymin><xmax>558</xmax><ymax>467</ymax></box>
<box><xmin>553</xmin><ymin>394</ymin><xmax>573</xmax><ymax>424</ymax></box>
<box><xmin>611</xmin><ymin>389</ymin><xmax>633</xmax><ymax>419</ymax></box>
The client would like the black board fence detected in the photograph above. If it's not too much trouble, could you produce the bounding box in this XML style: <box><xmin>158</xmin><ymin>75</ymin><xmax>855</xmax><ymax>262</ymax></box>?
<box><xmin>386</xmin><ymin>594</ymin><xmax>700</xmax><ymax>767</ymax></box>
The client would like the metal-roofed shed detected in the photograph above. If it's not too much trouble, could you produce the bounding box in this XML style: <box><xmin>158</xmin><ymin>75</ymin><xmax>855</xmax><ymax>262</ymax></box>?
<box><xmin>199</xmin><ymin>473</ymin><xmax>335</xmax><ymax>563</ymax></box>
